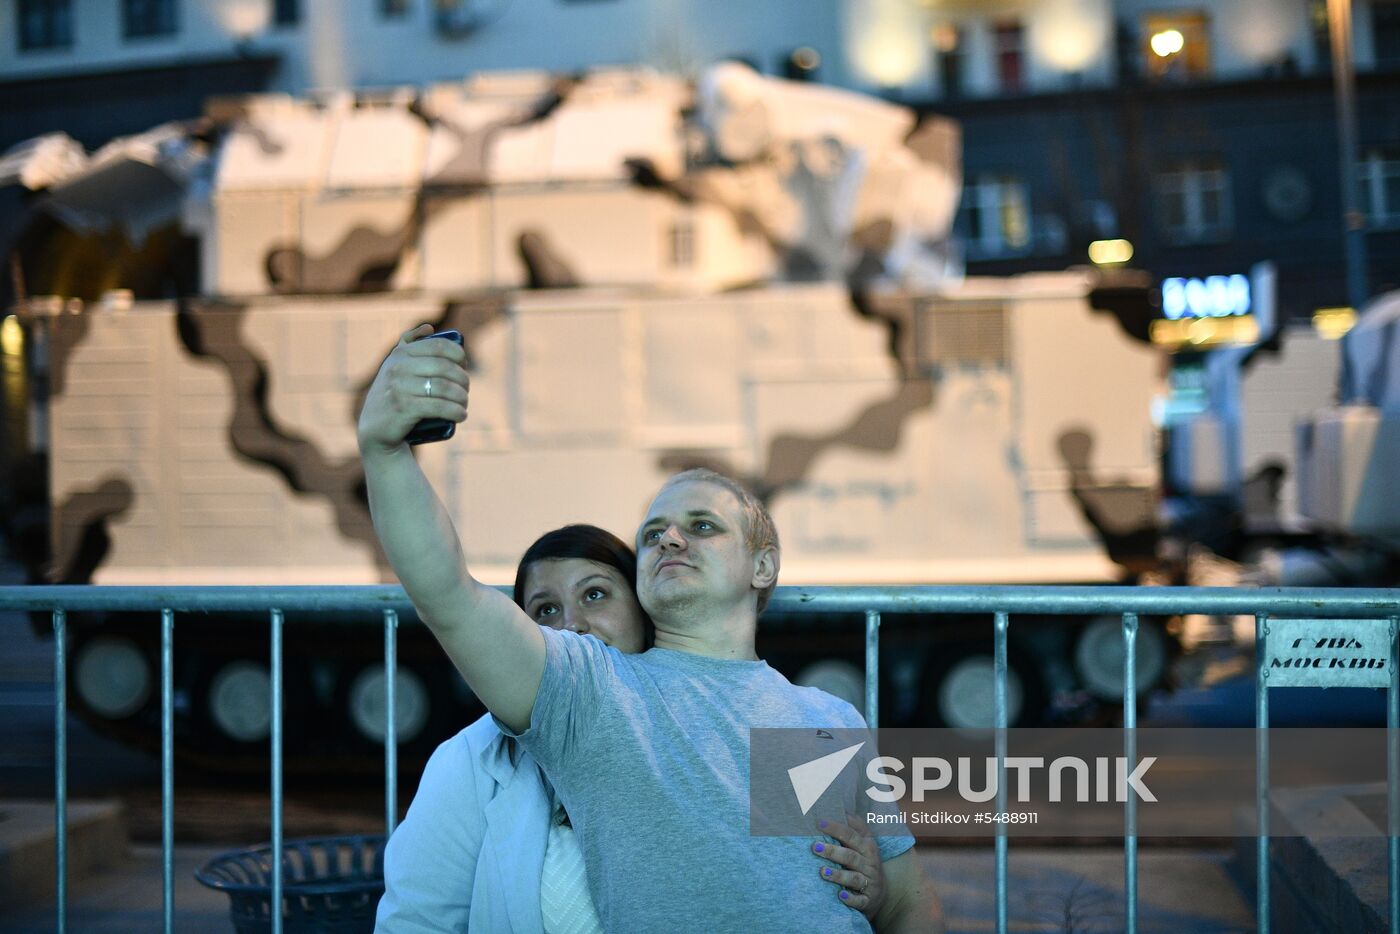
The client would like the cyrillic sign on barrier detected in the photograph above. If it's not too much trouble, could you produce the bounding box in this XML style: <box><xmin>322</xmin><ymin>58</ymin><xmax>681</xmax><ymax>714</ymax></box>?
<box><xmin>1264</xmin><ymin>618</ymin><xmax>1393</xmax><ymax>688</ymax></box>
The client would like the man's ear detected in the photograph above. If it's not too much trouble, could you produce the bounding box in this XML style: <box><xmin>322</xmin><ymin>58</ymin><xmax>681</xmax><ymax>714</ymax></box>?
<box><xmin>751</xmin><ymin>546</ymin><xmax>779</xmax><ymax>590</ymax></box>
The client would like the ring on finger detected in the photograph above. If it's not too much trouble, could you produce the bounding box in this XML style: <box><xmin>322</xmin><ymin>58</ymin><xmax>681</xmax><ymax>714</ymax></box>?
<box><xmin>424</xmin><ymin>377</ymin><xmax>433</xmax><ymax>398</ymax></box>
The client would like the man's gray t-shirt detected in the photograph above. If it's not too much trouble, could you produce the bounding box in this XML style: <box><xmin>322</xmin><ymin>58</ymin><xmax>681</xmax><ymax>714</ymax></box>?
<box><xmin>505</xmin><ymin>626</ymin><xmax>914</xmax><ymax>932</ymax></box>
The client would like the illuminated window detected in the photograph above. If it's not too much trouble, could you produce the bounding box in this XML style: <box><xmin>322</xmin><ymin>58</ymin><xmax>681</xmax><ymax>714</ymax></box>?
<box><xmin>993</xmin><ymin>19</ymin><xmax>1025</xmax><ymax>92</ymax></box>
<box><xmin>959</xmin><ymin>175</ymin><xmax>1031</xmax><ymax>258</ymax></box>
<box><xmin>274</xmin><ymin>0</ymin><xmax>299</xmax><ymax>26</ymax></box>
<box><xmin>1359</xmin><ymin>150</ymin><xmax>1400</xmax><ymax>227</ymax></box>
<box><xmin>1142</xmin><ymin>11</ymin><xmax>1210</xmax><ymax>80</ymax></box>
<box><xmin>930</xmin><ymin>23</ymin><xmax>964</xmax><ymax>97</ymax></box>
<box><xmin>1155</xmin><ymin>159</ymin><xmax>1232</xmax><ymax>244</ymax></box>
<box><xmin>123</xmin><ymin>0</ymin><xmax>176</xmax><ymax>39</ymax></box>
<box><xmin>1374</xmin><ymin>0</ymin><xmax>1400</xmax><ymax>67</ymax></box>
<box><xmin>17</xmin><ymin>0</ymin><xmax>72</xmax><ymax>51</ymax></box>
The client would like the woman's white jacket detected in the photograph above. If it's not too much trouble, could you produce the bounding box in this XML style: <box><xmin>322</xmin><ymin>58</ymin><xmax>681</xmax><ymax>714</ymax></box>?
<box><xmin>375</xmin><ymin>713</ymin><xmax>552</xmax><ymax>933</ymax></box>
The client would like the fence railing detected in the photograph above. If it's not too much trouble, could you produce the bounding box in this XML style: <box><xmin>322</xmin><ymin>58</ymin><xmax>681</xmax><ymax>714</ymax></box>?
<box><xmin>2</xmin><ymin>583</ymin><xmax>1399</xmax><ymax>934</ymax></box>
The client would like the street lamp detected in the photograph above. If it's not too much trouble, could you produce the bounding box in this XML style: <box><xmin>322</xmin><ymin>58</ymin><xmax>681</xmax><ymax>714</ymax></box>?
<box><xmin>1327</xmin><ymin>0</ymin><xmax>1369</xmax><ymax>311</ymax></box>
<box><xmin>1149</xmin><ymin>29</ymin><xmax>1184</xmax><ymax>59</ymax></box>
<box><xmin>1088</xmin><ymin>239</ymin><xmax>1134</xmax><ymax>266</ymax></box>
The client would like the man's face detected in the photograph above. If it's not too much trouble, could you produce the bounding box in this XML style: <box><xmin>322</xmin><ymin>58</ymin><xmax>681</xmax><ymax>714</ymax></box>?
<box><xmin>635</xmin><ymin>479</ymin><xmax>759</xmax><ymax>619</ymax></box>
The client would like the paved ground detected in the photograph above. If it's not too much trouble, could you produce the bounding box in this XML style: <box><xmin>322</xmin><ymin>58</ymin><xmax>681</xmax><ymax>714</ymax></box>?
<box><xmin>2</xmin><ymin>842</ymin><xmax>228</xmax><ymax>934</ymax></box>
<box><xmin>928</xmin><ymin>846</ymin><xmax>1255</xmax><ymax>933</ymax></box>
<box><xmin>2</xmin><ymin>840</ymin><xmax>1256</xmax><ymax>933</ymax></box>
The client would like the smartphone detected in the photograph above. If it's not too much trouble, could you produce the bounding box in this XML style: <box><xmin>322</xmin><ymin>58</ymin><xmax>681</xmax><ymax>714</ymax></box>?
<box><xmin>406</xmin><ymin>329</ymin><xmax>464</xmax><ymax>446</ymax></box>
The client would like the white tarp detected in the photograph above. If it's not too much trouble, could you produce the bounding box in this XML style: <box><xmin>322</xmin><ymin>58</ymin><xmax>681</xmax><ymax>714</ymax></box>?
<box><xmin>0</xmin><ymin>133</ymin><xmax>88</xmax><ymax>190</ymax></box>
<box><xmin>1342</xmin><ymin>290</ymin><xmax>1400</xmax><ymax>413</ymax></box>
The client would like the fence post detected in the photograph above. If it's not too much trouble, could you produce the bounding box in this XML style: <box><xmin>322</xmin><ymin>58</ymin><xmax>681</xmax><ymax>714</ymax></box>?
<box><xmin>270</xmin><ymin>608</ymin><xmax>284</xmax><ymax>934</ymax></box>
<box><xmin>161</xmin><ymin>608</ymin><xmax>174</xmax><ymax>934</ymax></box>
<box><xmin>1123</xmin><ymin>612</ymin><xmax>1138</xmax><ymax>934</ymax></box>
<box><xmin>1256</xmin><ymin>612</ymin><xmax>1270</xmax><ymax>933</ymax></box>
<box><xmin>52</xmin><ymin>608</ymin><xmax>67</xmax><ymax>934</ymax></box>
<box><xmin>1389</xmin><ymin>615</ymin><xmax>1398</xmax><ymax>933</ymax></box>
<box><xmin>994</xmin><ymin>610</ymin><xmax>1009</xmax><ymax>934</ymax></box>
<box><xmin>385</xmin><ymin>609</ymin><xmax>399</xmax><ymax>836</ymax></box>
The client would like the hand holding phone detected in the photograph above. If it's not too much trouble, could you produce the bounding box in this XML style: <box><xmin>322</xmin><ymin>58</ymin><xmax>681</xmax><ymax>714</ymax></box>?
<box><xmin>406</xmin><ymin>329</ymin><xmax>465</xmax><ymax>446</ymax></box>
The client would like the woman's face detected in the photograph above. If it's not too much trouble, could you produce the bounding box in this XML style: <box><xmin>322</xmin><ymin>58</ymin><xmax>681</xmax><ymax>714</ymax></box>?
<box><xmin>520</xmin><ymin>558</ymin><xmax>648</xmax><ymax>654</ymax></box>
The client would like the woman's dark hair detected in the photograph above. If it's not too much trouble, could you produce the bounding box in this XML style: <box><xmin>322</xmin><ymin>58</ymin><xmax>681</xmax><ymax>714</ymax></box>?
<box><xmin>512</xmin><ymin>524</ymin><xmax>638</xmax><ymax>610</ymax></box>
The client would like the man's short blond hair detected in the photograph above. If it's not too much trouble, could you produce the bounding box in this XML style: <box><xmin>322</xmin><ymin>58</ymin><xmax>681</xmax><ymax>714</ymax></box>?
<box><xmin>661</xmin><ymin>468</ymin><xmax>780</xmax><ymax>614</ymax></box>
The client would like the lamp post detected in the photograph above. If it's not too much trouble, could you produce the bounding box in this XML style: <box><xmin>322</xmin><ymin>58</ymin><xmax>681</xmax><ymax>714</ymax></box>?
<box><xmin>1148</xmin><ymin>28</ymin><xmax>1185</xmax><ymax>80</ymax></box>
<box><xmin>1327</xmin><ymin>0</ymin><xmax>1369</xmax><ymax>310</ymax></box>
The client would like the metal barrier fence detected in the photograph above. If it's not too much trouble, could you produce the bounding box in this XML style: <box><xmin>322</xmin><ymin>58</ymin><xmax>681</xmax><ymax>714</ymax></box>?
<box><xmin>2</xmin><ymin>583</ymin><xmax>1399</xmax><ymax>934</ymax></box>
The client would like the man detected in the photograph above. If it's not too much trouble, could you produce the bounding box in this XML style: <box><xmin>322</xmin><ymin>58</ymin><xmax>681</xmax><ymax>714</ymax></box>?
<box><xmin>358</xmin><ymin>324</ymin><xmax>941</xmax><ymax>932</ymax></box>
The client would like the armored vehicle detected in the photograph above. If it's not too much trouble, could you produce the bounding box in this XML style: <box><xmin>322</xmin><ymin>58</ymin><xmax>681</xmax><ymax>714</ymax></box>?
<box><xmin>3</xmin><ymin>65</ymin><xmax>1172</xmax><ymax>771</ymax></box>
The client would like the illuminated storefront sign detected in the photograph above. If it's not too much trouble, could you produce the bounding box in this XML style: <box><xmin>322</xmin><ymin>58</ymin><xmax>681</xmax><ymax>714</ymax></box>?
<box><xmin>1152</xmin><ymin>273</ymin><xmax>1258</xmax><ymax>349</ymax></box>
<box><xmin>1161</xmin><ymin>274</ymin><xmax>1251</xmax><ymax>320</ymax></box>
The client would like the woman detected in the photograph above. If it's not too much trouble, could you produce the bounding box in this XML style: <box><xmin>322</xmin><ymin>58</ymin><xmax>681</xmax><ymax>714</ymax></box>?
<box><xmin>375</xmin><ymin>524</ymin><xmax>889</xmax><ymax>932</ymax></box>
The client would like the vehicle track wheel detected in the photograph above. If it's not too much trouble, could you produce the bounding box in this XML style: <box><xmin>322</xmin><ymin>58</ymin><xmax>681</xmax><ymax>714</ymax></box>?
<box><xmin>924</xmin><ymin>645</ymin><xmax>1044</xmax><ymax>728</ymax></box>
<box><xmin>348</xmin><ymin>666</ymin><xmax>431</xmax><ymax>745</ymax></box>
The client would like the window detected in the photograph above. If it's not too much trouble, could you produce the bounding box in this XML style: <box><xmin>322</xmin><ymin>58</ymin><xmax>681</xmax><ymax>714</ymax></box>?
<box><xmin>17</xmin><ymin>0</ymin><xmax>72</xmax><ymax>51</ymax></box>
<box><xmin>993</xmin><ymin>19</ymin><xmax>1025</xmax><ymax>92</ymax></box>
<box><xmin>1359</xmin><ymin>150</ymin><xmax>1400</xmax><ymax>227</ymax></box>
<box><xmin>1309</xmin><ymin>1</ymin><xmax>1332</xmax><ymax>71</ymax></box>
<box><xmin>1373</xmin><ymin>0</ymin><xmax>1400</xmax><ymax>68</ymax></box>
<box><xmin>1142</xmin><ymin>11</ymin><xmax>1210</xmax><ymax>81</ymax></box>
<box><xmin>274</xmin><ymin>0</ymin><xmax>300</xmax><ymax>26</ymax></box>
<box><xmin>931</xmin><ymin>23</ymin><xmax>964</xmax><ymax>98</ymax></box>
<box><xmin>123</xmin><ymin>0</ymin><xmax>176</xmax><ymax>39</ymax></box>
<box><xmin>1155</xmin><ymin>159</ymin><xmax>1232</xmax><ymax>244</ymax></box>
<box><xmin>959</xmin><ymin>175</ymin><xmax>1030</xmax><ymax>258</ymax></box>
<box><xmin>380</xmin><ymin>0</ymin><xmax>410</xmax><ymax>17</ymax></box>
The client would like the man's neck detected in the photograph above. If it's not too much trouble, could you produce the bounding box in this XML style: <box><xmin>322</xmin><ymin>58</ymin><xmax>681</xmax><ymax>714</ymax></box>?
<box><xmin>651</xmin><ymin>610</ymin><xmax>759</xmax><ymax>660</ymax></box>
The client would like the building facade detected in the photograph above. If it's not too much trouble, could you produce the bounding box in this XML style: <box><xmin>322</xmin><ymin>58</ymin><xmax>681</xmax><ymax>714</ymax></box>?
<box><xmin>914</xmin><ymin>0</ymin><xmax>1400</xmax><ymax>322</ymax></box>
<box><xmin>1</xmin><ymin>0</ymin><xmax>847</xmax><ymax>126</ymax></box>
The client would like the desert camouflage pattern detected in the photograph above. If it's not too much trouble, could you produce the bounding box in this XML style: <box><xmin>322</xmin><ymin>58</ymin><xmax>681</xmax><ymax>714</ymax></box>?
<box><xmin>192</xmin><ymin>64</ymin><xmax>960</xmax><ymax>298</ymax></box>
<box><xmin>12</xmin><ymin>64</ymin><xmax>1159</xmax><ymax>589</ymax></box>
<box><xmin>39</xmin><ymin>273</ymin><xmax>1159</xmax><ymax>587</ymax></box>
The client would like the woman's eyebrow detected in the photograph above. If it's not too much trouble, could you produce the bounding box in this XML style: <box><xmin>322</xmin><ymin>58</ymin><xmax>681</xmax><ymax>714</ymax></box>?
<box><xmin>575</xmin><ymin>574</ymin><xmax>613</xmax><ymax>590</ymax></box>
<box><xmin>525</xmin><ymin>590</ymin><xmax>552</xmax><ymax>606</ymax></box>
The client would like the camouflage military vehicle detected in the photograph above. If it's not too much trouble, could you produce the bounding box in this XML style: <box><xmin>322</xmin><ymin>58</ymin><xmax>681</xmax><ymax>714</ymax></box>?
<box><xmin>3</xmin><ymin>65</ymin><xmax>1171</xmax><ymax>772</ymax></box>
